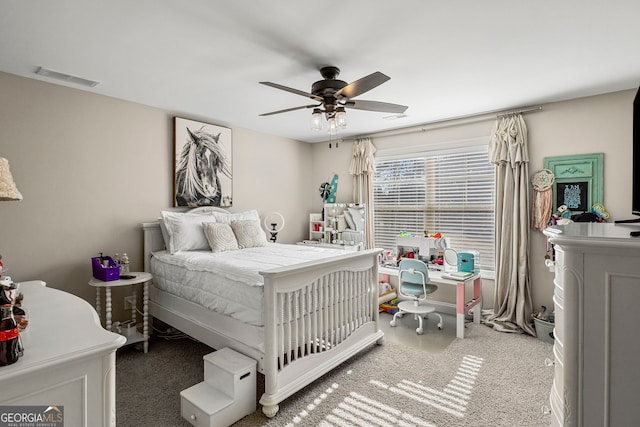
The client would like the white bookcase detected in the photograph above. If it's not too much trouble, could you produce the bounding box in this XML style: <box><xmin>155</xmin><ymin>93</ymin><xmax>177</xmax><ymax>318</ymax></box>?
<box><xmin>308</xmin><ymin>213</ymin><xmax>324</xmax><ymax>241</ymax></box>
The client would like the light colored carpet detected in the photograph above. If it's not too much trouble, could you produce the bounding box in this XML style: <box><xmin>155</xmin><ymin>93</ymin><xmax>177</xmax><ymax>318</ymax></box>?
<box><xmin>117</xmin><ymin>323</ymin><xmax>554</xmax><ymax>427</ymax></box>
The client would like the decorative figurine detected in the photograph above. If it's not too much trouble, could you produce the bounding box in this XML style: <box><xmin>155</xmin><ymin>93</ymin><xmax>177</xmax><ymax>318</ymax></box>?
<box><xmin>0</xmin><ymin>272</ymin><xmax>22</xmax><ymax>366</ymax></box>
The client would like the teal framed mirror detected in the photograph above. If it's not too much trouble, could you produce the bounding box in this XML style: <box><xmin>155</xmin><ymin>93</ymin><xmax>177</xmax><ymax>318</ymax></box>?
<box><xmin>543</xmin><ymin>153</ymin><xmax>603</xmax><ymax>214</ymax></box>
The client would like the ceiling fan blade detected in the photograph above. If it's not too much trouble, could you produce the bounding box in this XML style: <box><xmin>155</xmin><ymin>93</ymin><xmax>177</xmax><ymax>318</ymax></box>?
<box><xmin>345</xmin><ymin>99</ymin><xmax>408</xmax><ymax>114</ymax></box>
<box><xmin>259</xmin><ymin>104</ymin><xmax>319</xmax><ymax>116</ymax></box>
<box><xmin>334</xmin><ymin>71</ymin><xmax>390</xmax><ymax>99</ymax></box>
<box><xmin>259</xmin><ymin>81</ymin><xmax>323</xmax><ymax>102</ymax></box>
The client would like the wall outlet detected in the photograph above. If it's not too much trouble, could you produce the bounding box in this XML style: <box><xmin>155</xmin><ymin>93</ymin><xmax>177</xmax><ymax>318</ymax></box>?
<box><xmin>124</xmin><ymin>296</ymin><xmax>134</xmax><ymax>310</ymax></box>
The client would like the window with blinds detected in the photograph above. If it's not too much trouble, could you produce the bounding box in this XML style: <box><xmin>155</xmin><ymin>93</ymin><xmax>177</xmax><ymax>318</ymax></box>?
<box><xmin>373</xmin><ymin>148</ymin><xmax>495</xmax><ymax>272</ymax></box>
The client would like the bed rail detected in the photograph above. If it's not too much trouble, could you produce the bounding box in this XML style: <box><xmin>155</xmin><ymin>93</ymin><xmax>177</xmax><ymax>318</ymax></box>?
<box><xmin>259</xmin><ymin>249</ymin><xmax>383</xmax><ymax>417</ymax></box>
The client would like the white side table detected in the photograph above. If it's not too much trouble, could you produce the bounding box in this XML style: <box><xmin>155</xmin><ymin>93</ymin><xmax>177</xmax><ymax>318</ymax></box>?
<box><xmin>88</xmin><ymin>271</ymin><xmax>152</xmax><ymax>353</ymax></box>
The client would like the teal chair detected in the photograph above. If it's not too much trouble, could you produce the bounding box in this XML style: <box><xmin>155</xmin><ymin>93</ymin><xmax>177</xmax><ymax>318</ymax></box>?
<box><xmin>390</xmin><ymin>259</ymin><xmax>443</xmax><ymax>334</ymax></box>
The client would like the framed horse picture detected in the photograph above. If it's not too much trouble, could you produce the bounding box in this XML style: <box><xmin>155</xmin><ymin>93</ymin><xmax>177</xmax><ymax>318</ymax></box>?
<box><xmin>174</xmin><ymin>117</ymin><xmax>233</xmax><ymax>207</ymax></box>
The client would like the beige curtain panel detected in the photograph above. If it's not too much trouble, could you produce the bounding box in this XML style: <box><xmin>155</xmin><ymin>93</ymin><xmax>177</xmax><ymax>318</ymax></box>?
<box><xmin>487</xmin><ymin>114</ymin><xmax>535</xmax><ymax>335</ymax></box>
<box><xmin>349</xmin><ymin>138</ymin><xmax>376</xmax><ymax>249</ymax></box>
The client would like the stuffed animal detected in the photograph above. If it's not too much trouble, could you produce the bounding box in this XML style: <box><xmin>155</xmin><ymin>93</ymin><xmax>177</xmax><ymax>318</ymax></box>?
<box><xmin>549</xmin><ymin>204</ymin><xmax>572</xmax><ymax>226</ymax></box>
<box><xmin>378</xmin><ymin>281</ymin><xmax>393</xmax><ymax>296</ymax></box>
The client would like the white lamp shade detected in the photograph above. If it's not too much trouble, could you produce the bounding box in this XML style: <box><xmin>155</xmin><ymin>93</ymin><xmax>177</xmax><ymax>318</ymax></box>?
<box><xmin>0</xmin><ymin>157</ymin><xmax>23</xmax><ymax>201</ymax></box>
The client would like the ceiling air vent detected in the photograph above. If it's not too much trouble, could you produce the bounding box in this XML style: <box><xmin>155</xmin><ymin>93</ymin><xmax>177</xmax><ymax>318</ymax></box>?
<box><xmin>35</xmin><ymin>66</ymin><xmax>100</xmax><ymax>87</ymax></box>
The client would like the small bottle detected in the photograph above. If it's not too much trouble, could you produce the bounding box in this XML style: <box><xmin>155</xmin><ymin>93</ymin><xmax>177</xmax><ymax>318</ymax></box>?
<box><xmin>0</xmin><ymin>303</ymin><xmax>20</xmax><ymax>366</ymax></box>
<box><xmin>121</xmin><ymin>253</ymin><xmax>130</xmax><ymax>274</ymax></box>
<box><xmin>113</xmin><ymin>253</ymin><xmax>120</xmax><ymax>266</ymax></box>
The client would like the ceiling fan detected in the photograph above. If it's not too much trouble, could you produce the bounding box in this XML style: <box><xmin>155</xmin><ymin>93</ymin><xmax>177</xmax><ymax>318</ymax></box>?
<box><xmin>259</xmin><ymin>66</ymin><xmax>408</xmax><ymax>127</ymax></box>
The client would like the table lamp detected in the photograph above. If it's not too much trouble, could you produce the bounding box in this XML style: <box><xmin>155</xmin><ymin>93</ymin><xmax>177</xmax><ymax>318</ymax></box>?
<box><xmin>0</xmin><ymin>157</ymin><xmax>22</xmax><ymax>201</ymax></box>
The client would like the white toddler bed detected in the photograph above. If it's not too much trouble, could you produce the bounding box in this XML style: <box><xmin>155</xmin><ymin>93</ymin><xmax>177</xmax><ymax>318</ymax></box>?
<box><xmin>142</xmin><ymin>208</ymin><xmax>383</xmax><ymax>417</ymax></box>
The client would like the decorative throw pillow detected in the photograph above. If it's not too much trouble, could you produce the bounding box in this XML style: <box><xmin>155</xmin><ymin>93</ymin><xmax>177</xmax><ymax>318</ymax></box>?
<box><xmin>231</xmin><ymin>220</ymin><xmax>268</xmax><ymax>249</ymax></box>
<box><xmin>348</xmin><ymin>207</ymin><xmax>366</xmax><ymax>231</ymax></box>
<box><xmin>202</xmin><ymin>222</ymin><xmax>239</xmax><ymax>252</ymax></box>
<box><xmin>160</xmin><ymin>211</ymin><xmax>215</xmax><ymax>254</ymax></box>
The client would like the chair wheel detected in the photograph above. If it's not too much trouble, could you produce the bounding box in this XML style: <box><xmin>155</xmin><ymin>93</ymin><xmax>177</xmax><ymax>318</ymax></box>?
<box><xmin>438</xmin><ymin>323</ymin><xmax>443</xmax><ymax>330</ymax></box>
<box><xmin>416</xmin><ymin>327</ymin><xmax>423</xmax><ymax>335</ymax></box>
<box><xmin>390</xmin><ymin>320</ymin><xmax>396</xmax><ymax>327</ymax></box>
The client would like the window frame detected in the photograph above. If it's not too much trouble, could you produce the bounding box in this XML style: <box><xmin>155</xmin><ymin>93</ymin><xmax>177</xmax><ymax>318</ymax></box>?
<box><xmin>373</xmin><ymin>138</ymin><xmax>495</xmax><ymax>278</ymax></box>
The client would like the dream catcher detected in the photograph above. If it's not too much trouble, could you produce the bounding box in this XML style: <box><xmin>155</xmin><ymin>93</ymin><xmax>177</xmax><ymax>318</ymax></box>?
<box><xmin>318</xmin><ymin>174</ymin><xmax>338</xmax><ymax>203</ymax></box>
<box><xmin>531</xmin><ymin>168</ymin><xmax>555</xmax><ymax>231</ymax></box>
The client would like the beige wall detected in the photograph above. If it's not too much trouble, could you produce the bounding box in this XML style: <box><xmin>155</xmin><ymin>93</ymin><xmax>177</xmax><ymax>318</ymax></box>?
<box><xmin>312</xmin><ymin>89</ymin><xmax>635</xmax><ymax>312</ymax></box>
<box><xmin>527</xmin><ymin>90</ymin><xmax>634</xmax><ymax>311</ymax></box>
<box><xmin>1</xmin><ymin>68</ymin><xmax>634</xmax><ymax>318</ymax></box>
<box><xmin>0</xmin><ymin>71</ymin><xmax>312</xmax><ymax>311</ymax></box>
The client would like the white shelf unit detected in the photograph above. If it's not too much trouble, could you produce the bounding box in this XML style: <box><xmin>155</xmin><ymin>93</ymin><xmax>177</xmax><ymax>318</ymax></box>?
<box><xmin>308</xmin><ymin>213</ymin><xmax>324</xmax><ymax>241</ymax></box>
<box><xmin>322</xmin><ymin>203</ymin><xmax>365</xmax><ymax>248</ymax></box>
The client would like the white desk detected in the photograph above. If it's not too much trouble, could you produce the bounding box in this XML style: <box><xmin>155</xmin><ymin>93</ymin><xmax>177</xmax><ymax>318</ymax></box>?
<box><xmin>379</xmin><ymin>266</ymin><xmax>482</xmax><ymax>338</ymax></box>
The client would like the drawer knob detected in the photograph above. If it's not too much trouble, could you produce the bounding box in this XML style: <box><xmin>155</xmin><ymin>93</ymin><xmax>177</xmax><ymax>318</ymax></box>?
<box><xmin>190</xmin><ymin>414</ymin><xmax>197</xmax><ymax>421</ymax></box>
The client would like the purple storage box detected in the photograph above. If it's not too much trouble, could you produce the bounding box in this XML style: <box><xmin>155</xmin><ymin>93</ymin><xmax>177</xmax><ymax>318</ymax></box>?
<box><xmin>92</xmin><ymin>256</ymin><xmax>121</xmax><ymax>281</ymax></box>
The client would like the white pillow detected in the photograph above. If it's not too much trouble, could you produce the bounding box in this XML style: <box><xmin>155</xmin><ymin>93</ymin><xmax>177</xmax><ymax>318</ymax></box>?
<box><xmin>160</xmin><ymin>211</ymin><xmax>216</xmax><ymax>254</ymax></box>
<box><xmin>203</xmin><ymin>222</ymin><xmax>239</xmax><ymax>252</ymax></box>
<box><xmin>347</xmin><ymin>207</ymin><xmax>366</xmax><ymax>231</ymax></box>
<box><xmin>158</xmin><ymin>218</ymin><xmax>171</xmax><ymax>251</ymax></box>
<box><xmin>211</xmin><ymin>209</ymin><xmax>260</xmax><ymax>224</ymax></box>
<box><xmin>231</xmin><ymin>220</ymin><xmax>268</xmax><ymax>249</ymax></box>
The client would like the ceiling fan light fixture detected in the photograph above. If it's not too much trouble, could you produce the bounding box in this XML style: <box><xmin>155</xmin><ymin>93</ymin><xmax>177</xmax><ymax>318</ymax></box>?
<box><xmin>311</xmin><ymin>108</ymin><xmax>323</xmax><ymax>131</ymax></box>
<box><xmin>327</xmin><ymin>116</ymin><xmax>338</xmax><ymax>135</ymax></box>
<box><xmin>261</xmin><ymin>66</ymin><xmax>407</xmax><ymax>135</ymax></box>
<box><xmin>335</xmin><ymin>107</ymin><xmax>347</xmax><ymax>129</ymax></box>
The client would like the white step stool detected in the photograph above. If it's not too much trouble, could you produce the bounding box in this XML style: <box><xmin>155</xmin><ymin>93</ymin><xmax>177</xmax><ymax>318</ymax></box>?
<box><xmin>181</xmin><ymin>348</ymin><xmax>257</xmax><ymax>427</ymax></box>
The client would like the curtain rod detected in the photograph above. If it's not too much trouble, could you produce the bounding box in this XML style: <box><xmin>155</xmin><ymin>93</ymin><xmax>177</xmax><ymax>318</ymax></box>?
<box><xmin>341</xmin><ymin>105</ymin><xmax>543</xmax><ymax>141</ymax></box>
<box><xmin>496</xmin><ymin>105</ymin><xmax>543</xmax><ymax>118</ymax></box>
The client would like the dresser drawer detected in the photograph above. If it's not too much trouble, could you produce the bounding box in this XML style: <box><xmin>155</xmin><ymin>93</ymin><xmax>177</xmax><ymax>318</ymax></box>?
<box><xmin>553</xmin><ymin>341</ymin><xmax>564</xmax><ymax>397</ymax></box>
<box><xmin>181</xmin><ymin>382</ymin><xmax>233</xmax><ymax>427</ymax></box>
<box><xmin>550</xmin><ymin>378</ymin><xmax>564</xmax><ymax>427</ymax></box>
<box><xmin>552</xmin><ymin>293</ymin><xmax>564</xmax><ymax>342</ymax></box>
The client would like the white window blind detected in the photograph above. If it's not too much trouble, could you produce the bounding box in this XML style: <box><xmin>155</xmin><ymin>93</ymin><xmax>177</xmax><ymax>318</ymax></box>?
<box><xmin>373</xmin><ymin>148</ymin><xmax>495</xmax><ymax>272</ymax></box>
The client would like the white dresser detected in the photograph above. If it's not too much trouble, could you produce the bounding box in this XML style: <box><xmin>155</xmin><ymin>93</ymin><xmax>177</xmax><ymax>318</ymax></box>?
<box><xmin>0</xmin><ymin>281</ymin><xmax>126</xmax><ymax>426</ymax></box>
<box><xmin>544</xmin><ymin>223</ymin><xmax>640</xmax><ymax>427</ymax></box>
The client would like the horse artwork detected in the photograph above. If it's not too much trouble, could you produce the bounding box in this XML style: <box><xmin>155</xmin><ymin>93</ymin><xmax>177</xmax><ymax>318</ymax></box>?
<box><xmin>174</xmin><ymin>117</ymin><xmax>232</xmax><ymax>207</ymax></box>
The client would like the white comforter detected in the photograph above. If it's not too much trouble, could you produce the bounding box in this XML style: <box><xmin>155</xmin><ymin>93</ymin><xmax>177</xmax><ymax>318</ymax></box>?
<box><xmin>150</xmin><ymin>243</ymin><xmax>344</xmax><ymax>326</ymax></box>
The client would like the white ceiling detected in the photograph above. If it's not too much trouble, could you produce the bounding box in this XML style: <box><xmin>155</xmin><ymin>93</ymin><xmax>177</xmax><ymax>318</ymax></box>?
<box><xmin>2</xmin><ymin>1</ymin><xmax>640</xmax><ymax>143</ymax></box>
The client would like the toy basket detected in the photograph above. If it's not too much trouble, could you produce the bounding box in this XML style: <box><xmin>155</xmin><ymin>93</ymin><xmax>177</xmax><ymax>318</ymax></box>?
<box><xmin>92</xmin><ymin>256</ymin><xmax>121</xmax><ymax>281</ymax></box>
<box><xmin>533</xmin><ymin>317</ymin><xmax>555</xmax><ymax>344</ymax></box>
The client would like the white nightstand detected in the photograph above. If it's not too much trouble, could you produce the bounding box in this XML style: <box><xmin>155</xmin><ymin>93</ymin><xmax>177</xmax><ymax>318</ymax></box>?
<box><xmin>88</xmin><ymin>271</ymin><xmax>152</xmax><ymax>353</ymax></box>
